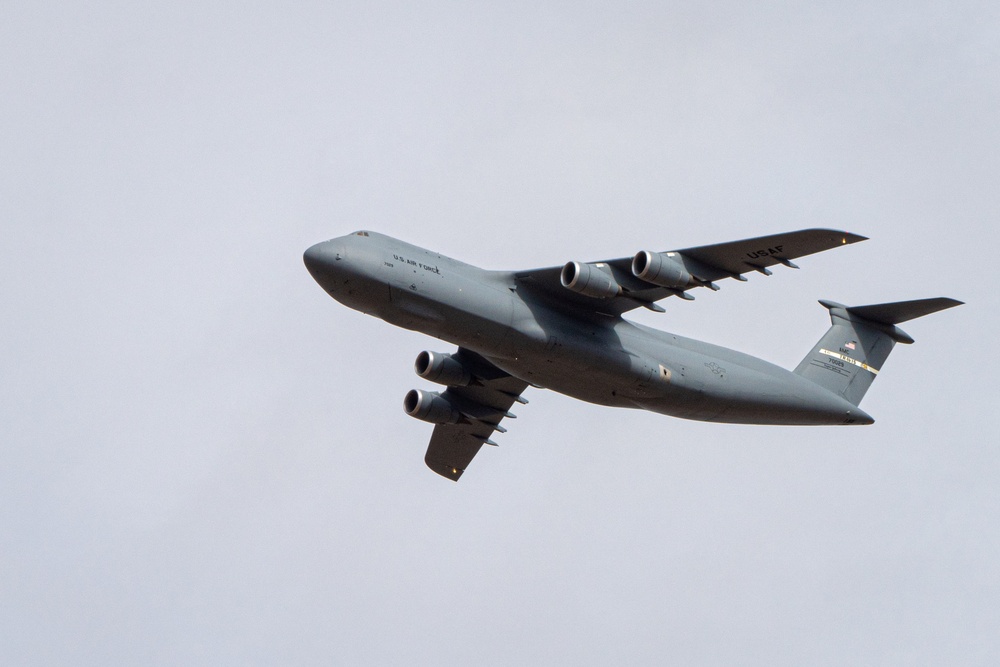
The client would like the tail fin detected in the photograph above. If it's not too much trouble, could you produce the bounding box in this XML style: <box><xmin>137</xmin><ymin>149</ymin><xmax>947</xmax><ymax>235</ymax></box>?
<box><xmin>794</xmin><ymin>297</ymin><xmax>963</xmax><ymax>406</ymax></box>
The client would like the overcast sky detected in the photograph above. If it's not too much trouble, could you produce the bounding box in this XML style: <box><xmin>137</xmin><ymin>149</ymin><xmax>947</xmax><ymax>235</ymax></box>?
<box><xmin>2</xmin><ymin>2</ymin><xmax>998</xmax><ymax>665</ymax></box>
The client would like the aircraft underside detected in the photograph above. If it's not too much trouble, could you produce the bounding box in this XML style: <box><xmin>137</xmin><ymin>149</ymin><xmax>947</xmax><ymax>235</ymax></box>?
<box><xmin>304</xmin><ymin>229</ymin><xmax>960</xmax><ymax>480</ymax></box>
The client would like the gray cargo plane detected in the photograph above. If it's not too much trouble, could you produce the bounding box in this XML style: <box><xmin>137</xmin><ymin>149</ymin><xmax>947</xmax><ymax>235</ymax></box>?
<box><xmin>304</xmin><ymin>229</ymin><xmax>961</xmax><ymax>481</ymax></box>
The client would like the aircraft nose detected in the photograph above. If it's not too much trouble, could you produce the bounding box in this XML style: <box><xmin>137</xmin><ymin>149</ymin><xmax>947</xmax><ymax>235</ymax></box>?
<box><xmin>303</xmin><ymin>240</ymin><xmax>343</xmax><ymax>282</ymax></box>
<box><xmin>303</xmin><ymin>242</ymin><xmax>326</xmax><ymax>276</ymax></box>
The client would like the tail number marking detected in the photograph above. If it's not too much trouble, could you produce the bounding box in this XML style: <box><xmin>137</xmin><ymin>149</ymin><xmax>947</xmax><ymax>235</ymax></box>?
<box><xmin>819</xmin><ymin>349</ymin><xmax>880</xmax><ymax>375</ymax></box>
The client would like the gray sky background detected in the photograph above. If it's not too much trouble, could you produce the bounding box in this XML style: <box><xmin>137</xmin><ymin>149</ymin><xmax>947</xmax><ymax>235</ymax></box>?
<box><xmin>2</xmin><ymin>2</ymin><xmax>998</xmax><ymax>665</ymax></box>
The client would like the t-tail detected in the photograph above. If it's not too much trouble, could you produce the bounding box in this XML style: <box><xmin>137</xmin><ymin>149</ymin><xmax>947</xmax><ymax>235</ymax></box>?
<box><xmin>794</xmin><ymin>297</ymin><xmax>963</xmax><ymax>409</ymax></box>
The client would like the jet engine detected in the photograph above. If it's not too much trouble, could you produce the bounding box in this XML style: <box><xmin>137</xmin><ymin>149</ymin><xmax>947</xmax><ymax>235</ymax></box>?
<box><xmin>414</xmin><ymin>351</ymin><xmax>472</xmax><ymax>386</ymax></box>
<box><xmin>403</xmin><ymin>389</ymin><xmax>463</xmax><ymax>424</ymax></box>
<box><xmin>560</xmin><ymin>261</ymin><xmax>621</xmax><ymax>299</ymax></box>
<box><xmin>631</xmin><ymin>251</ymin><xmax>693</xmax><ymax>289</ymax></box>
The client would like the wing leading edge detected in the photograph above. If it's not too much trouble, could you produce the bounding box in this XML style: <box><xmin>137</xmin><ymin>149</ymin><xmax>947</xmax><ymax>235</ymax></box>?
<box><xmin>422</xmin><ymin>349</ymin><xmax>529</xmax><ymax>481</ymax></box>
<box><xmin>515</xmin><ymin>228</ymin><xmax>867</xmax><ymax>316</ymax></box>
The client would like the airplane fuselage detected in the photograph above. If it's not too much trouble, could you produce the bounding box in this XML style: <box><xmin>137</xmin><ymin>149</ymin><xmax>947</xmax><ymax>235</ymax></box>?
<box><xmin>305</xmin><ymin>231</ymin><xmax>872</xmax><ymax>426</ymax></box>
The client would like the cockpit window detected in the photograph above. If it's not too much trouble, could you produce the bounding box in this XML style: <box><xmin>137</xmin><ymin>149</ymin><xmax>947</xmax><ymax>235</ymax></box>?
<box><xmin>355</xmin><ymin>231</ymin><xmax>370</xmax><ymax>237</ymax></box>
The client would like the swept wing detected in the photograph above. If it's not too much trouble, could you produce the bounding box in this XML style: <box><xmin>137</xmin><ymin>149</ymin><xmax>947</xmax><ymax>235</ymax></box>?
<box><xmin>515</xmin><ymin>228</ymin><xmax>867</xmax><ymax>316</ymax></box>
<box><xmin>421</xmin><ymin>349</ymin><xmax>529</xmax><ymax>481</ymax></box>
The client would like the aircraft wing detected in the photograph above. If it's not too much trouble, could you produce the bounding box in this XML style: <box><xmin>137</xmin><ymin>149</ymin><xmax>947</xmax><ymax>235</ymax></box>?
<box><xmin>515</xmin><ymin>228</ymin><xmax>867</xmax><ymax>316</ymax></box>
<box><xmin>423</xmin><ymin>349</ymin><xmax>529</xmax><ymax>481</ymax></box>
<box><xmin>674</xmin><ymin>228</ymin><xmax>869</xmax><ymax>276</ymax></box>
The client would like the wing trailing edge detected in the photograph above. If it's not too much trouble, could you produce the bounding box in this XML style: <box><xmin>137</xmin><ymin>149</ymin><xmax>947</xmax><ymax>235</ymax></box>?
<box><xmin>514</xmin><ymin>228</ymin><xmax>867</xmax><ymax>316</ymax></box>
<box><xmin>417</xmin><ymin>349</ymin><xmax>529</xmax><ymax>481</ymax></box>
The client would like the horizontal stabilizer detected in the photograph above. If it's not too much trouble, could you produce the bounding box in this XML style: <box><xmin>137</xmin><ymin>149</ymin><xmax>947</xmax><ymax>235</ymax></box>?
<box><xmin>845</xmin><ymin>298</ymin><xmax>964</xmax><ymax>325</ymax></box>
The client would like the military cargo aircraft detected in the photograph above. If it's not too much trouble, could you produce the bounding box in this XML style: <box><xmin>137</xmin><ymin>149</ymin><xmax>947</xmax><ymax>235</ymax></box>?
<box><xmin>304</xmin><ymin>229</ymin><xmax>961</xmax><ymax>481</ymax></box>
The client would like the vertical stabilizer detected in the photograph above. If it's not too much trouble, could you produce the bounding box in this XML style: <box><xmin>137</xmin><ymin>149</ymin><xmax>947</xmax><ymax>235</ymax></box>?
<box><xmin>794</xmin><ymin>298</ymin><xmax>962</xmax><ymax>406</ymax></box>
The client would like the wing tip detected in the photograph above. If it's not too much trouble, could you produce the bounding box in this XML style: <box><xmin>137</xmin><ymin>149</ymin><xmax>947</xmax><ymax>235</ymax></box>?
<box><xmin>806</xmin><ymin>229</ymin><xmax>869</xmax><ymax>244</ymax></box>
<box><xmin>425</xmin><ymin>458</ymin><xmax>463</xmax><ymax>481</ymax></box>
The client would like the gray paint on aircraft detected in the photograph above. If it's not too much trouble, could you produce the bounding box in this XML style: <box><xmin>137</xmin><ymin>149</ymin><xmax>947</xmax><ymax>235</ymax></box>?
<box><xmin>304</xmin><ymin>230</ymin><xmax>962</xmax><ymax>480</ymax></box>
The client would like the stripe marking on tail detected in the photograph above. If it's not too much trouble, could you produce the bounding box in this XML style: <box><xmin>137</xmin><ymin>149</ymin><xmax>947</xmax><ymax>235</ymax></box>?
<box><xmin>818</xmin><ymin>349</ymin><xmax>880</xmax><ymax>375</ymax></box>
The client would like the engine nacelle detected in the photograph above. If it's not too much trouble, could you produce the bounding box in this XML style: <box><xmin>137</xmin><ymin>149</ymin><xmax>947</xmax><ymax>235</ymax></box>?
<box><xmin>560</xmin><ymin>261</ymin><xmax>621</xmax><ymax>299</ymax></box>
<box><xmin>403</xmin><ymin>389</ymin><xmax>463</xmax><ymax>424</ymax></box>
<box><xmin>414</xmin><ymin>351</ymin><xmax>472</xmax><ymax>386</ymax></box>
<box><xmin>631</xmin><ymin>251</ymin><xmax>693</xmax><ymax>289</ymax></box>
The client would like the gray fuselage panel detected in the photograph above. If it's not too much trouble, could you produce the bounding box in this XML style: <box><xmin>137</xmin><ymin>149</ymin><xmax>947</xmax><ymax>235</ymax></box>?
<box><xmin>304</xmin><ymin>232</ymin><xmax>871</xmax><ymax>426</ymax></box>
